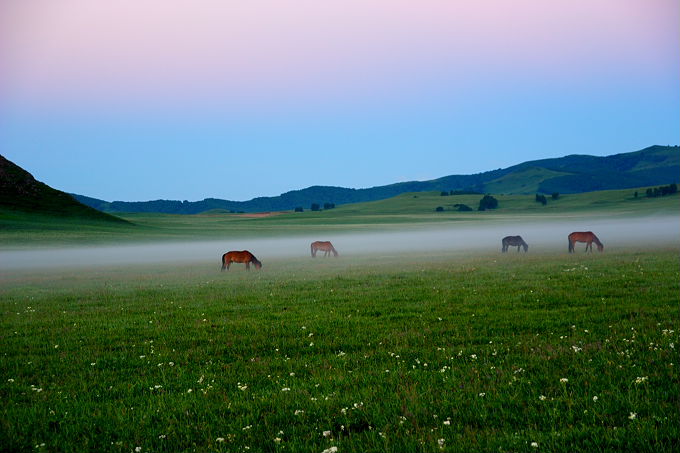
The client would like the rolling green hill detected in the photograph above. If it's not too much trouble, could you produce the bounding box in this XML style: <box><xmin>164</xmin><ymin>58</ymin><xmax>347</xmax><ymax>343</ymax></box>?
<box><xmin>0</xmin><ymin>155</ymin><xmax>130</xmax><ymax>228</ymax></box>
<box><xmin>72</xmin><ymin>145</ymin><xmax>679</xmax><ymax>214</ymax></box>
<box><xmin>3</xmin><ymin>183</ymin><xmax>677</xmax><ymax>246</ymax></box>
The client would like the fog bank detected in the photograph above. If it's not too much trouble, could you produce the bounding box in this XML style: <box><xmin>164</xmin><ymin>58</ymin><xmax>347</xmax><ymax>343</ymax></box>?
<box><xmin>1</xmin><ymin>215</ymin><xmax>678</xmax><ymax>271</ymax></box>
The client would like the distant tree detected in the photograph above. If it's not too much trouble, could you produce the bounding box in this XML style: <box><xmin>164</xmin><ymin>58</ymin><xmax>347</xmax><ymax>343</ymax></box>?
<box><xmin>551</xmin><ymin>192</ymin><xmax>560</xmax><ymax>200</ymax></box>
<box><xmin>478</xmin><ymin>195</ymin><xmax>498</xmax><ymax>211</ymax></box>
<box><xmin>323</xmin><ymin>202</ymin><xmax>335</xmax><ymax>210</ymax></box>
<box><xmin>535</xmin><ymin>194</ymin><xmax>547</xmax><ymax>205</ymax></box>
<box><xmin>440</xmin><ymin>191</ymin><xmax>449</xmax><ymax>196</ymax></box>
<box><xmin>634</xmin><ymin>191</ymin><xmax>638</xmax><ymax>198</ymax></box>
<box><xmin>454</xmin><ymin>203</ymin><xmax>473</xmax><ymax>212</ymax></box>
<box><xmin>294</xmin><ymin>206</ymin><xmax>304</xmax><ymax>212</ymax></box>
<box><xmin>435</xmin><ymin>206</ymin><xmax>444</xmax><ymax>212</ymax></box>
<box><xmin>670</xmin><ymin>183</ymin><xmax>678</xmax><ymax>194</ymax></box>
<box><xmin>310</xmin><ymin>203</ymin><xmax>320</xmax><ymax>211</ymax></box>
<box><xmin>646</xmin><ymin>188</ymin><xmax>654</xmax><ymax>198</ymax></box>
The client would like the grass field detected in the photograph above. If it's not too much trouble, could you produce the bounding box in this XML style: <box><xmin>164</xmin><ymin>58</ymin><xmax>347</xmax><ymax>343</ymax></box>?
<box><xmin>1</xmin><ymin>248</ymin><xmax>678</xmax><ymax>452</ymax></box>
<box><xmin>1</xmin><ymin>188</ymin><xmax>678</xmax><ymax>452</ymax></box>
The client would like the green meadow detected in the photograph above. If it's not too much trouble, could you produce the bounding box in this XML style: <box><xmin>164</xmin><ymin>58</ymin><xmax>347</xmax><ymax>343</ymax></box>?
<box><xmin>1</xmin><ymin>188</ymin><xmax>679</xmax><ymax>452</ymax></box>
<box><xmin>1</xmin><ymin>188</ymin><xmax>678</xmax><ymax>246</ymax></box>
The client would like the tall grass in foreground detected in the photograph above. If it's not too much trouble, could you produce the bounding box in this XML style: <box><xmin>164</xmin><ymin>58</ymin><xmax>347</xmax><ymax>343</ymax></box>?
<box><xmin>1</xmin><ymin>249</ymin><xmax>678</xmax><ymax>452</ymax></box>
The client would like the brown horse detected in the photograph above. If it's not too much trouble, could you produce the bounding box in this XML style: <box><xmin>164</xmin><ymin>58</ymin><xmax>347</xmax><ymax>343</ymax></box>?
<box><xmin>311</xmin><ymin>241</ymin><xmax>338</xmax><ymax>257</ymax></box>
<box><xmin>221</xmin><ymin>251</ymin><xmax>262</xmax><ymax>270</ymax></box>
<box><xmin>502</xmin><ymin>235</ymin><xmax>528</xmax><ymax>253</ymax></box>
<box><xmin>568</xmin><ymin>232</ymin><xmax>603</xmax><ymax>253</ymax></box>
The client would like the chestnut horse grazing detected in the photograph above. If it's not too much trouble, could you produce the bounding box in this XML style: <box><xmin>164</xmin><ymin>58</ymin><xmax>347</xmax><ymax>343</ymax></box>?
<box><xmin>221</xmin><ymin>251</ymin><xmax>262</xmax><ymax>270</ymax></box>
<box><xmin>311</xmin><ymin>241</ymin><xmax>338</xmax><ymax>257</ymax></box>
<box><xmin>568</xmin><ymin>232</ymin><xmax>604</xmax><ymax>253</ymax></box>
<box><xmin>502</xmin><ymin>235</ymin><xmax>529</xmax><ymax>253</ymax></box>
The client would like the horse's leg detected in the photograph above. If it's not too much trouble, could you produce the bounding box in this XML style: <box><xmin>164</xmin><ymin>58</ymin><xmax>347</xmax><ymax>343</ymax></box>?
<box><xmin>246</xmin><ymin>262</ymin><xmax>250</xmax><ymax>270</ymax></box>
<box><xmin>226</xmin><ymin>261</ymin><xmax>231</xmax><ymax>270</ymax></box>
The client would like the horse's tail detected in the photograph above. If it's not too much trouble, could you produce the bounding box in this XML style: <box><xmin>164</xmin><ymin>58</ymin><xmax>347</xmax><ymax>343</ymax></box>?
<box><xmin>221</xmin><ymin>253</ymin><xmax>227</xmax><ymax>270</ymax></box>
<box><xmin>311</xmin><ymin>243</ymin><xmax>315</xmax><ymax>257</ymax></box>
<box><xmin>568</xmin><ymin>236</ymin><xmax>573</xmax><ymax>253</ymax></box>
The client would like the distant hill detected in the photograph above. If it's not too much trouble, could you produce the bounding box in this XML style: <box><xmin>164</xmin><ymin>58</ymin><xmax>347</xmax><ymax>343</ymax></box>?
<box><xmin>70</xmin><ymin>145</ymin><xmax>679</xmax><ymax>214</ymax></box>
<box><xmin>0</xmin><ymin>155</ymin><xmax>129</xmax><ymax>223</ymax></box>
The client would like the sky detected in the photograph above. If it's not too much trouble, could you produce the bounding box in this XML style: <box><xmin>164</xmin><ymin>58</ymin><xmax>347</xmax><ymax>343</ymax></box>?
<box><xmin>1</xmin><ymin>0</ymin><xmax>678</xmax><ymax>202</ymax></box>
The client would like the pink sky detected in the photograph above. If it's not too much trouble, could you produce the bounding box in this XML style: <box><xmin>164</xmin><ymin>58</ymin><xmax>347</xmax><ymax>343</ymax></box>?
<box><xmin>1</xmin><ymin>1</ymin><xmax>677</xmax><ymax>202</ymax></box>
<box><xmin>2</xmin><ymin>0</ymin><xmax>677</xmax><ymax>109</ymax></box>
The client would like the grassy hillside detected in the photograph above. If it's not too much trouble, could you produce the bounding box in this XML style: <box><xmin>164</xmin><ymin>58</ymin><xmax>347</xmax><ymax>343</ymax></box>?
<box><xmin>484</xmin><ymin>167</ymin><xmax>571</xmax><ymax>194</ymax></box>
<box><xmin>1</xmin><ymin>185</ymin><xmax>678</xmax><ymax>246</ymax></box>
<box><xmin>0</xmin><ymin>154</ymin><xmax>130</xmax><ymax>226</ymax></box>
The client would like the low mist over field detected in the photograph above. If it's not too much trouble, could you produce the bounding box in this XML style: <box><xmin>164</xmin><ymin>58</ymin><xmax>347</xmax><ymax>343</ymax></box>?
<box><xmin>1</xmin><ymin>215</ymin><xmax>678</xmax><ymax>271</ymax></box>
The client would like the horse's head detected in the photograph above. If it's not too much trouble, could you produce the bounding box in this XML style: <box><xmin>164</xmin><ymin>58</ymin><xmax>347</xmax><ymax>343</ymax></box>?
<box><xmin>596</xmin><ymin>243</ymin><xmax>604</xmax><ymax>252</ymax></box>
<box><xmin>253</xmin><ymin>259</ymin><xmax>263</xmax><ymax>269</ymax></box>
<box><xmin>523</xmin><ymin>243</ymin><xmax>529</xmax><ymax>252</ymax></box>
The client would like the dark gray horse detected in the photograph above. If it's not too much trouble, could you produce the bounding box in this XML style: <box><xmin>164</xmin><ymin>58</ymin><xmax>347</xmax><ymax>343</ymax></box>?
<box><xmin>502</xmin><ymin>235</ymin><xmax>529</xmax><ymax>253</ymax></box>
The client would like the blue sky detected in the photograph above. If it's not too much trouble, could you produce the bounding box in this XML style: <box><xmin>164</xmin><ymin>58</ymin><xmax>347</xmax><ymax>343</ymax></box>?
<box><xmin>1</xmin><ymin>1</ymin><xmax>678</xmax><ymax>202</ymax></box>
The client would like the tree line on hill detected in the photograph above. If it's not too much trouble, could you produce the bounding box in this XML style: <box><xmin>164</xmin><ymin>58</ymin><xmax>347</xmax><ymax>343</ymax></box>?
<box><xmin>294</xmin><ymin>202</ymin><xmax>335</xmax><ymax>213</ymax></box>
<box><xmin>638</xmin><ymin>183</ymin><xmax>677</xmax><ymax>198</ymax></box>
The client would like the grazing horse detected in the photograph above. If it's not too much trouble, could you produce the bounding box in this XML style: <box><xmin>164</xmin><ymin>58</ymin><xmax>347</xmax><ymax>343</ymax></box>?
<box><xmin>502</xmin><ymin>235</ymin><xmax>529</xmax><ymax>253</ymax></box>
<box><xmin>221</xmin><ymin>251</ymin><xmax>262</xmax><ymax>270</ymax></box>
<box><xmin>568</xmin><ymin>231</ymin><xmax>604</xmax><ymax>253</ymax></box>
<box><xmin>311</xmin><ymin>241</ymin><xmax>338</xmax><ymax>257</ymax></box>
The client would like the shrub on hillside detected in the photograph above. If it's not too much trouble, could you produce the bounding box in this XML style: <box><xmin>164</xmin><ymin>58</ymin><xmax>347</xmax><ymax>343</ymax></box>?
<box><xmin>535</xmin><ymin>194</ymin><xmax>547</xmax><ymax>205</ymax></box>
<box><xmin>478</xmin><ymin>195</ymin><xmax>498</xmax><ymax>211</ymax></box>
